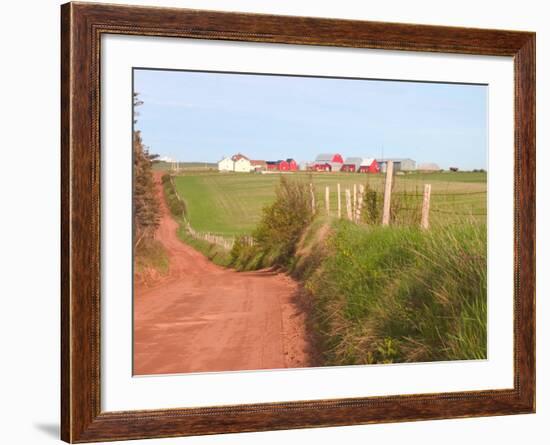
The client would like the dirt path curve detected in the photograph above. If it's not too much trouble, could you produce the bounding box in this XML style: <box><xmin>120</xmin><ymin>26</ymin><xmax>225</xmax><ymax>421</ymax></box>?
<box><xmin>133</xmin><ymin>173</ymin><xmax>312</xmax><ymax>375</ymax></box>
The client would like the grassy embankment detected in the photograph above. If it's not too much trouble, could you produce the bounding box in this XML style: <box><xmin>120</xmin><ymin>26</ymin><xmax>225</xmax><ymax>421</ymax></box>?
<box><xmin>134</xmin><ymin>240</ymin><xmax>169</xmax><ymax>279</ymax></box>
<box><xmin>169</xmin><ymin>171</ymin><xmax>487</xmax><ymax>364</ymax></box>
<box><xmin>162</xmin><ymin>174</ymin><xmax>233</xmax><ymax>267</ymax></box>
<box><xmin>294</xmin><ymin>219</ymin><xmax>487</xmax><ymax>364</ymax></box>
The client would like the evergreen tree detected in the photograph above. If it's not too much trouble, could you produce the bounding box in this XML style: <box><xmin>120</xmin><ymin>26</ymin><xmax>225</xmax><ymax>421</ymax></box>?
<box><xmin>133</xmin><ymin>93</ymin><xmax>160</xmax><ymax>248</ymax></box>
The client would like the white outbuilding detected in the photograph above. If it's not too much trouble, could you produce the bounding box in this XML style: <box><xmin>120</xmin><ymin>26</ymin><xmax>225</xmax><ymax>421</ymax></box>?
<box><xmin>218</xmin><ymin>157</ymin><xmax>234</xmax><ymax>172</ymax></box>
<box><xmin>234</xmin><ymin>157</ymin><xmax>253</xmax><ymax>173</ymax></box>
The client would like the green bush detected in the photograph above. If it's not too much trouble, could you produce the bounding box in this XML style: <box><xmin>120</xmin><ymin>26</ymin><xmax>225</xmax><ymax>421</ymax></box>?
<box><xmin>162</xmin><ymin>175</ymin><xmax>187</xmax><ymax>216</ymax></box>
<box><xmin>229</xmin><ymin>236</ymin><xmax>263</xmax><ymax>271</ymax></box>
<box><xmin>251</xmin><ymin>176</ymin><xmax>313</xmax><ymax>267</ymax></box>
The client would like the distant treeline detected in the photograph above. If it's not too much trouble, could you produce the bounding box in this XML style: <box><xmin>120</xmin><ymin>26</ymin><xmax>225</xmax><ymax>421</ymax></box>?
<box><xmin>153</xmin><ymin>161</ymin><xmax>217</xmax><ymax>171</ymax></box>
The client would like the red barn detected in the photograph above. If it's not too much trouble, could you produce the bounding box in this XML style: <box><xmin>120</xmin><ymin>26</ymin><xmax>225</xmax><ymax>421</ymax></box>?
<box><xmin>277</xmin><ymin>160</ymin><xmax>290</xmax><ymax>171</ymax></box>
<box><xmin>358</xmin><ymin>158</ymin><xmax>380</xmax><ymax>173</ymax></box>
<box><xmin>314</xmin><ymin>153</ymin><xmax>344</xmax><ymax>172</ymax></box>
<box><xmin>265</xmin><ymin>158</ymin><xmax>298</xmax><ymax>171</ymax></box>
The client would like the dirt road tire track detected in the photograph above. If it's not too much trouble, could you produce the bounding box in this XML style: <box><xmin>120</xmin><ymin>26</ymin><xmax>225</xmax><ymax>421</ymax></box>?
<box><xmin>133</xmin><ymin>174</ymin><xmax>313</xmax><ymax>375</ymax></box>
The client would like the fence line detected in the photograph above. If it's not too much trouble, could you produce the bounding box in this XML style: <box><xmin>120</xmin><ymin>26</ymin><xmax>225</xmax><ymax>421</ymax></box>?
<box><xmin>169</xmin><ymin>175</ymin><xmax>237</xmax><ymax>251</ymax></box>
<box><xmin>305</xmin><ymin>171</ymin><xmax>486</xmax><ymax>229</ymax></box>
<box><xmin>173</xmin><ymin>174</ymin><xmax>485</xmax><ymax>249</ymax></box>
<box><xmin>351</xmin><ymin>188</ymin><xmax>486</xmax><ymax>197</ymax></box>
<box><xmin>430</xmin><ymin>208</ymin><xmax>487</xmax><ymax>216</ymax></box>
<box><xmin>382</xmin><ymin>161</ymin><xmax>394</xmax><ymax>225</ymax></box>
<box><xmin>421</xmin><ymin>184</ymin><xmax>432</xmax><ymax>230</ymax></box>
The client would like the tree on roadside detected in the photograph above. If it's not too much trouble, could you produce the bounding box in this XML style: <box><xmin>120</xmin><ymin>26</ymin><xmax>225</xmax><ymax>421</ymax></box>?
<box><xmin>133</xmin><ymin>92</ymin><xmax>160</xmax><ymax>248</ymax></box>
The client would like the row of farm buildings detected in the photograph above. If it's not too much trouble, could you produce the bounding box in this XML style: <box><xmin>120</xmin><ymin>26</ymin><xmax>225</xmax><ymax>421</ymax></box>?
<box><xmin>218</xmin><ymin>153</ymin><xmax>421</xmax><ymax>173</ymax></box>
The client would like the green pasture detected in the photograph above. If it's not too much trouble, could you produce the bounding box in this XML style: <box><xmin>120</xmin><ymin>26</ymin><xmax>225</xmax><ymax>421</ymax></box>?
<box><xmin>173</xmin><ymin>171</ymin><xmax>487</xmax><ymax>236</ymax></box>
<box><xmin>400</xmin><ymin>171</ymin><xmax>487</xmax><ymax>183</ymax></box>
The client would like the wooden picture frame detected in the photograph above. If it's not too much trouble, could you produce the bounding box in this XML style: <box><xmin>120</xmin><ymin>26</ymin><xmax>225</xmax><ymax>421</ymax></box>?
<box><xmin>61</xmin><ymin>2</ymin><xmax>535</xmax><ymax>442</ymax></box>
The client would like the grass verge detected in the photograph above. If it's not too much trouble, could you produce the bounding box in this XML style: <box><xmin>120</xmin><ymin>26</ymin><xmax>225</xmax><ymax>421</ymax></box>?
<box><xmin>134</xmin><ymin>239</ymin><xmax>169</xmax><ymax>282</ymax></box>
<box><xmin>298</xmin><ymin>220</ymin><xmax>487</xmax><ymax>365</ymax></box>
<box><xmin>176</xmin><ymin>223</ymin><xmax>233</xmax><ymax>267</ymax></box>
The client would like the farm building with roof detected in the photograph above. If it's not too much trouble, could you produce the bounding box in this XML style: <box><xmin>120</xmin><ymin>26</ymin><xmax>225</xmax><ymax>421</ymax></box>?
<box><xmin>250</xmin><ymin>160</ymin><xmax>267</xmax><ymax>171</ymax></box>
<box><xmin>218</xmin><ymin>156</ymin><xmax>234</xmax><ymax>172</ymax></box>
<box><xmin>341</xmin><ymin>157</ymin><xmax>380</xmax><ymax>173</ymax></box>
<box><xmin>376</xmin><ymin>158</ymin><xmax>416</xmax><ymax>172</ymax></box>
<box><xmin>231</xmin><ymin>153</ymin><xmax>249</xmax><ymax>162</ymax></box>
<box><xmin>234</xmin><ymin>157</ymin><xmax>253</xmax><ymax>172</ymax></box>
<box><xmin>358</xmin><ymin>158</ymin><xmax>380</xmax><ymax>173</ymax></box>
<box><xmin>313</xmin><ymin>153</ymin><xmax>344</xmax><ymax>172</ymax></box>
<box><xmin>266</xmin><ymin>158</ymin><xmax>298</xmax><ymax>172</ymax></box>
<box><xmin>341</xmin><ymin>157</ymin><xmax>363</xmax><ymax>172</ymax></box>
<box><xmin>218</xmin><ymin>153</ymin><xmax>258</xmax><ymax>172</ymax></box>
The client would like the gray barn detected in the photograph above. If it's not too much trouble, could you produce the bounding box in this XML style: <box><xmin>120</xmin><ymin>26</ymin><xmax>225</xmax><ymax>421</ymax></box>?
<box><xmin>376</xmin><ymin>158</ymin><xmax>416</xmax><ymax>172</ymax></box>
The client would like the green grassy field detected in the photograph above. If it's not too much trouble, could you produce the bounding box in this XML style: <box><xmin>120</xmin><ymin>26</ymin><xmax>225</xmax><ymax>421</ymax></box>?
<box><xmin>173</xmin><ymin>171</ymin><xmax>487</xmax><ymax>236</ymax></box>
<box><xmin>400</xmin><ymin>171</ymin><xmax>487</xmax><ymax>183</ymax></box>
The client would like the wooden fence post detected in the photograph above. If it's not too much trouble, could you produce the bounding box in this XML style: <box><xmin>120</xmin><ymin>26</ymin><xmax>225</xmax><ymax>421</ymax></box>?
<box><xmin>310</xmin><ymin>183</ymin><xmax>316</xmax><ymax>214</ymax></box>
<box><xmin>345</xmin><ymin>189</ymin><xmax>353</xmax><ymax>220</ymax></box>
<box><xmin>382</xmin><ymin>160</ymin><xmax>394</xmax><ymax>225</ymax></box>
<box><xmin>421</xmin><ymin>183</ymin><xmax>432</xmax><ymax>230</ymax></box>
<box><xmin>351</xmin><ymin>184</ymin><xmax>357</xmax><ymax>214</ymax></box>
<box><xmin>325</xmin><ymin>186</ymin><xmax>330</xmax><ymax>216</ymax></box>
<box><xmin>355</xmin><ymin>184</ymin><xmax>365</xmax><ymax>223</ymax></box>
<box><xmin>337</xmin><ymin>183</ymin><xmax>342</xmax><ymax>219</ymax></box>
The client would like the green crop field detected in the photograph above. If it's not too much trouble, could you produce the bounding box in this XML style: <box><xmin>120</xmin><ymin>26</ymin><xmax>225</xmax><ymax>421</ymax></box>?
<box><xmin>400</xmin><ymin>171</ymin><xmax>487</xmax><ymax>183</ymax></box>
<box><xmin>173</xmin><ymin>171</ymin><xmax>487</xmax><ymax>236</ymax></box>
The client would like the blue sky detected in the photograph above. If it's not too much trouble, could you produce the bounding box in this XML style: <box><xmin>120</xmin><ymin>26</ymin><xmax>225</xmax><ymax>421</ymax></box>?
<box><xmin>133</xmin><ymin>69</ymin><xmax>487</xmax><ymax>170</ymax></box>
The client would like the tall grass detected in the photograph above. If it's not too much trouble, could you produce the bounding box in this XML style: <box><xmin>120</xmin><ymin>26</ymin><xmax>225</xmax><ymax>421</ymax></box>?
<box><xmin>304</xmin><ymin>220</ymin><xmax>487</xmax><ymax>365</ymax></box>
<box><xmin>134</xmin><ymin>238</ymin><xmax>169</xmax><ymax>284</ymax></box>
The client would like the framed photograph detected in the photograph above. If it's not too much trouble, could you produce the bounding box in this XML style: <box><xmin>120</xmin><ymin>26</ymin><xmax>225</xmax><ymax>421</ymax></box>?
<box><xmin>61</xmin><ymin>2</ymin><xmax>535</xmax><ymax>442</ymax></box>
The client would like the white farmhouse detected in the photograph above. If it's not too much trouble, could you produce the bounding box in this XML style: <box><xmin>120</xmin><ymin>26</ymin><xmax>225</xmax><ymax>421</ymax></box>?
<box><xmin>218</xmin><ymin>157</ymin><xmax>234</xmax><ymax>172</ymax></box>
<box><xmin>234</xmin><ymin>157</ymin><xmax>252</xmax><ymax>173</ymax></box>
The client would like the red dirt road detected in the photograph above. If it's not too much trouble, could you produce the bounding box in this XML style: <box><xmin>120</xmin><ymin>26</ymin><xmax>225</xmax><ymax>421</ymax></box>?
<box><xmin>133</xmin><ymin>176</ymin><xmax>313</xmax><ymax>375</ymax></box>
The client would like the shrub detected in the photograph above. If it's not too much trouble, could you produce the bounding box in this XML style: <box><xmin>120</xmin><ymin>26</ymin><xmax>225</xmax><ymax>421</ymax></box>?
<box><xmin>162</xmin><ymin>175</ymin><xmax>187</xmax><ymax>217</ymax></box>
<box><xmin>252</xmin><ymin>176</ymin><xmax>313</xmax><ymax>267</ymax></box>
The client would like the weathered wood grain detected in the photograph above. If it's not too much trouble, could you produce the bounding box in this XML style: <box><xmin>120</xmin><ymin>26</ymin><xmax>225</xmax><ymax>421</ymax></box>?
<box><xmin>61</xmin><ymin>2</ymin><xmax>535</xmax><ymax>442</ymax></box>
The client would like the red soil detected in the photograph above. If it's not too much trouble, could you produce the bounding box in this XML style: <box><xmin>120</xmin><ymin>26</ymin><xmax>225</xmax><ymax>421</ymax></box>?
<box><xmin>133</xmin><ymin>174</ymin><xmax>314</xmax><ymax>375</ymax></box>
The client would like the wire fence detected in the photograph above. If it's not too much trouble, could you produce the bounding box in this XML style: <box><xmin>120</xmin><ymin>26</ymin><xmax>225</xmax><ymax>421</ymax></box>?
<box><xmin>169</xmin><ymin>175</ymin><xmax>238</xmax><ymax>251</ymax></box>
<box><xmin>310</xmin><ymin>176</ymin><xmax>487</xmax><ymax>228</ymax></box>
